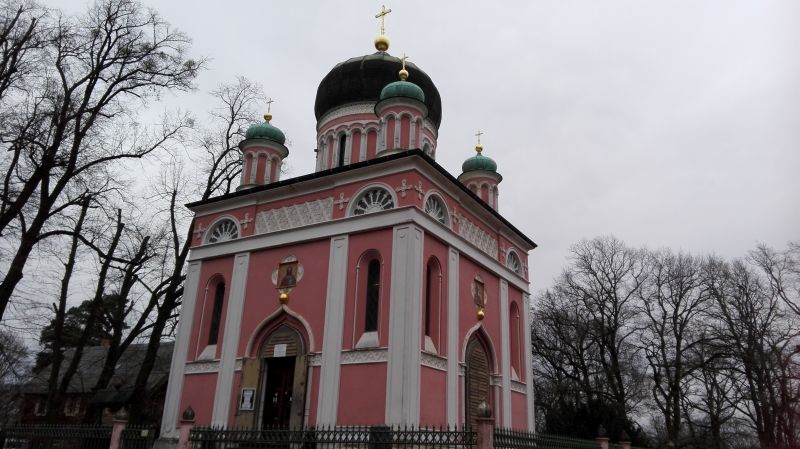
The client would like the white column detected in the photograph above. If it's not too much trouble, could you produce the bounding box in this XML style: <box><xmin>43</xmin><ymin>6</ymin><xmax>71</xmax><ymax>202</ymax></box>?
<box><xmin>379</xmin><ymin>119</ymin><xmax>386</xmax><ymax>152</ymax></box>
<box><xmin>344</xmin><ymin>132</ymin><xmax>352</xmax><ymax>165</ymax></box>
<box><xmin>393</xmin><ymin>117</ymin><xmax>401</xmax><ymax>148</ymax></box>
<box><xmin>385</xmin><ymin>224</ymin><xmax>424</xmax><ymax>425</ymax></box>
<box><xmin>264</xmin><ymin>158</ymin><xmax>272</xmax><ymax>184</ymax></box>
<box><xmin>249</xmin><ymin>154</ymin><xmax>257</xmax><ymax>185</ymax></box>
<box><xmin>211</xmin><ymin>253</ymin><xmax>250</xmax><ymax>426</ymax></box>
<box><xmin>499</xmin><ymin>279</ymin><xmax>512</xmax><ymax>427</ymax></box>
<box><xmin>359</xmin><ymin>130</ymin><xmax>368</xmax><ymax>161</ymax></box>
<box><xmin>523</xmin><ymin>293</ymin><xmax>536</xmax><ymax>431</ymax></box>
<box><xmin>316</xmin><ymin>235</ymin><xmax>349</xmax><ymax>424</ymax></box>
<box><xmin>446</xmin><ymin>248</ymin><xmax>460</xmax><ymax>426</ymax></box>
<box><xmin>409</xmin><ymin>119</ymin><xmax>417</xmax><ymax>149</ymax></box>
<box><xmin>159</xmin><ymin>261</ymin><xmax>202</xmax><ymax>438</ymax></box>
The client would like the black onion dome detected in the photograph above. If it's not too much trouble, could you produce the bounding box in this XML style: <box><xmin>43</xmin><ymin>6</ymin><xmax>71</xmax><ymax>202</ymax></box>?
<box><xmin>315</xmin><ymin>52</ymin><xmax>442</xmax><ymax>128</ymax></box>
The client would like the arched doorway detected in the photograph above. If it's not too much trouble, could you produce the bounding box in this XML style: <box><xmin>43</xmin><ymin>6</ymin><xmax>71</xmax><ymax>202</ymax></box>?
<box><xmin>236</xmin><ymin>324</ymin><xmax>308</xmax><ymax>428</ymax></box>
<box><xmin>464</xmin><ymin>335</ymin><xmax>492</xmax><ymax>430</ymax></box>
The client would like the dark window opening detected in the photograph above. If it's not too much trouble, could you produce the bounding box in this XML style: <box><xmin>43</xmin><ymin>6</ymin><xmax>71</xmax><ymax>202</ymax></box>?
<box><xmin>337</xmin><ymin>135</ymin><xmax>346</xmax><ymax>168</ymax></box>
<box><xmin>364</xmin><ymin>260</ymin><xmax>381</xmax><ymax>332</ymax></box>
<box><xmin>208</xmin><ymin>282</ymin><xmax>225</xmax><ymax>345</ymax></box>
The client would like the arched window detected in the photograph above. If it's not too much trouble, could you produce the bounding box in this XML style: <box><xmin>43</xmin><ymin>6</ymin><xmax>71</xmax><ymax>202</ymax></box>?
<box><xmin>337</xmin><ymin>134</ymin><xmax>346</xmax><ymax>168</ymax></box>
<box><xmin>509</xmin><ymin>301</ymin><xmax>522</xmax><ymax>380</ymax></box>
<box><xmin>506</xmin><ymin>251</ymin><xmax>522</xmax><ymax>275</ymax></box>
<box><xmin>208</xmin><ymin>282</ymin><xmax>225</xmax><ymax>345</ymax></box>
<box><xmin>351</xmin><ymin>186</ymin><xmax>395</xmax><ymax>216</ymax></box>
<box><xmin>205</xmin><ymin>218</ymin><xmax>239</xmax><ymax>244</ymax></box>
<box><xmin>423</xmin><ymin>257</ymin><xmax>442</xmax><ymax>353</ymax></box>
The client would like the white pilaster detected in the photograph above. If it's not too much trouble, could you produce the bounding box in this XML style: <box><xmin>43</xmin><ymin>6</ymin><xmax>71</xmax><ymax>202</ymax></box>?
<box><xmin>316</xmin><ymin>235</ymin><xmax>349</xmax><ymax>424</ymax></box>
<box><xmin>499</xmin><ymin>279</ymin><xmax>512</xmax><ymax>427</ymax></box>
<box><xmin>249</xmin><ymin>155</ymin><xmax>258</xmax><ymax>185</ymax></box>
<box><xmin>211</xmin><ymin>252</ymin><xmax>250</xmax><ymax>426</ymax></box>
<box><xmin>159</xmin><ymin>261</ymin><xmax>202</xmax><ymax>438</ymax></box>
<box><xmin>446</xmin><ymin>248</ymin><xmax>460</xmax><ymax>426</ymax></box>
<box><xmin>385</xmin><ymin>224</ymin><xmax>424</xmax><ymax>425</ymax></box>
<box><xmin>523</xmin><ymin>293</ymin><xmax>536</xmax><ymax>431</ymax></box>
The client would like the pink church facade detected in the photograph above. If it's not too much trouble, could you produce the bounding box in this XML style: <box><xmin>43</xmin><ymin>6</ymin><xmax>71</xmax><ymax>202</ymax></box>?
<box><xmin>159</xmin><ymin>44</ymin><xmax>536</xmax><ymax>440</ymax></box>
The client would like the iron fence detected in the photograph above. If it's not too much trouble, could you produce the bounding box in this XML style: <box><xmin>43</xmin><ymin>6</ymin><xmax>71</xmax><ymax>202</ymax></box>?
<box><xmin>190</xmin><ymin>425</ymin><xmax>477</xmax><ymax>449</ymax></box>
<box><xmin>0</xmin><ymin>425</ymin><xmax>112</xmax><ymax>449</ymax></box>
<box><xmin>120</xmin><ymin>425</ymin><xmax>156</xmax><ymax>449</ymax></box>
<box><xmin>494</xmin><ymin>428</ymin><xmax>604</xmax><ymax>449</ymax></box>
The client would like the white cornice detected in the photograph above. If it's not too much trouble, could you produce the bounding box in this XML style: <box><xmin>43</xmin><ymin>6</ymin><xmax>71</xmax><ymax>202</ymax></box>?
<box><xmin>188</xmin><ymin>206</ymin><xmax>530</xmax><ymax>293</ymax></box>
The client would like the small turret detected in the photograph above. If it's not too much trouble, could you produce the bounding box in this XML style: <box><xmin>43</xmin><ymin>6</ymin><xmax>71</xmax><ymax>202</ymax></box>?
<box><xmin>458</xmin><ymin>132</ymin><xmax>502</xmax><ymax>211</ymax></box>
<box><xmin>374</xmin><ymin>54</ymin><xmax>429</xmax><ymax>156</ymax></box>
<box><xmin>238</xmin><ymin>102</ymin><xmax>289</xmax><ymax>190</ymax></box>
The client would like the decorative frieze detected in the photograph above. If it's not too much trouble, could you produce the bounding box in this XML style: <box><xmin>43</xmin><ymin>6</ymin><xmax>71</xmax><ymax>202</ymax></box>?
<box><xmin>457</xmin><ymin>215</ymin><xmax>499</xmax><ymax>258</ymax></box>
<box><xmin>421</xmin><ymin>352</ymin><xmax>447</xmax><ymax>371</ymax></box>
<box><xmin>511</xmin><ymin>380</ymin><xmax>527</xmax><ymax>393</ymax></box>
<box><xmin>341</xmin><ymin>348</ymin><xmax>388</xmax><ymax>364</ymax></box>
<box><xmin>185</xmin><ymin>360</ymin><xmax>219</xmax><ymax>374</ymax></box>
<box><xmin>255</xmin><ymin>198</ymin><xmax>333</xmax><ymax>234</ymax></box>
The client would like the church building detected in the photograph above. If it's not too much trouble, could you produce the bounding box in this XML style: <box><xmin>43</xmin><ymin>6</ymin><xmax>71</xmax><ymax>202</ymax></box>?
<box><xmin>159</xmin><ymin>13</ymin><xmax>536</xmax><ymax>439</ymax></box>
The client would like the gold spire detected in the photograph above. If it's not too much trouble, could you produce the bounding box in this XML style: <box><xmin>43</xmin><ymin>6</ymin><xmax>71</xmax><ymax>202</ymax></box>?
<box><xmin>399</xmin><ymin>53</ymin><xmax>409</xmax><ymax>80</ymax></box>
<box><xmin>374</xmin><ymin>5</ymin><xmax>392</xmax><ymax>51</ymax></box>
<box><xmin>475</xmin><ymin>130</ymin><xmax>484</xmax><ymax>153</ymax></box>
<box><xmin>263</xmin><ymin>98</ymin><xmax>274</xmax><ymax>121</ymax></box>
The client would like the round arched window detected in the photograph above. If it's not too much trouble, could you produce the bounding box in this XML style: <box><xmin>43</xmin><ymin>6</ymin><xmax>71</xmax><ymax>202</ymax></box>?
<box><xmin>424</xmin><ymin>194</ymin><xmax>449</xmax><ymax>226</ymax></box>
<box><xmin>506</xmin><ymin>251</ymin><xmax>522</xmax><ymax>275</ymax></box>
<box><xmin>205</xmin><ymin>218</ymin><xmax>239</xmax><ymax>244</ymax></box>
<box><xmin>352</xmin><ymin>187</ymin><xmax>395</xmax><ymax>216</ymax></box>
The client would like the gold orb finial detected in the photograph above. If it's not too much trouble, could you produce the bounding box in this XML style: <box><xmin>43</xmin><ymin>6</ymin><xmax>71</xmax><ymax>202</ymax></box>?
<box><xmin>477</xmin><ymin>308</ymin><xmax>485</xmax><ymax>321</ymax></box>
<box><xmin>399</xmin><ymin>53</ymin><xmax>409</xmax><ymax>80</ymax></box>
<box><xmin>475</xmin><ymin>130</ymin><xmax>484</xmax><ymax>153</ymax></box>
<box><xmin>374</xmin><ymin>34</ymin><xmax>390</xmax><ymax>52</ymax></box>
<box><xmin>279</xmin><ymin>291</ymin><xmax>289</xmax><ymax>304</ymax></box>
<box><xmin>263</xmin><ymin>112</ymin><xmax>272</xmax><ymax>122</ymax></box>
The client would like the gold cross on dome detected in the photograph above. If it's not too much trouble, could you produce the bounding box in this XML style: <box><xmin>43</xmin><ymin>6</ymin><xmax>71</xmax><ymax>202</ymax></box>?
<box><xmin>375</xmin><ymin>5</ymin><xmax>392</xmax><ymax>35</ymax></box>
<box><xmin>475</xmin><ymin>130</ymin><xmax>484</xmax><ymax>145</ymax></box>
<box><xmin>266</xmin><ymin>98</ymin><xmax>274</xmax><ymax>113</ymax></box>
<box><xmin>400</xmin><ymin>53</ymin><xmax>408</xmax><ymax>71</ymax></box>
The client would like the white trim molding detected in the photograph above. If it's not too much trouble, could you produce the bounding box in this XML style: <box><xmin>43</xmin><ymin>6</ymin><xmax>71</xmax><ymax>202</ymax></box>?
<box><xmin>499</xmin><ymin>279</ymin><xmax>512</xmax><ymax>427</ymax></box>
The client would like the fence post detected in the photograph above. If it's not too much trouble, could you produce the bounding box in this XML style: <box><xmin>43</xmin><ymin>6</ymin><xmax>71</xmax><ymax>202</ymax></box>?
<box><xmin>595</xmin><ymin>425</ymin><xmax>609</xmax><ymax>449</ymax></box>
<box><xmin>178</xmin><ymin>406</ymin><xmax>196</xmax><ymax>449</ymax></box>
<box><xmin>619</xmin><ymin>431</ymin><xmax>631</xmax><ymax>449</ymax></box>
<box><xmin>110</xmin><ymin>409</ymin><xmax>129</xmax><ymax>449</ymax></box>
<box><xmin>475</xmin><ymin>400</ymin><xmax>494</xmax><ymax>449</ymax></box>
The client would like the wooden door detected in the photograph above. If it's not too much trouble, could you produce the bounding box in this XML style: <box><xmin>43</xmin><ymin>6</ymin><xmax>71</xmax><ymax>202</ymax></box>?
<box><xmin>465</xmin><ymin>339</ymin><xmax>491</xmax><ymax>430</ymax></box>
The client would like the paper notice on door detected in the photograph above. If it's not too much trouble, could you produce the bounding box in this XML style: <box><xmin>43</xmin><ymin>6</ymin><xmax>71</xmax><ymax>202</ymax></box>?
<box><xmin>274</xmin><ymin>343</ymin><xmax>287</xmax><ymax>357</ymax></box>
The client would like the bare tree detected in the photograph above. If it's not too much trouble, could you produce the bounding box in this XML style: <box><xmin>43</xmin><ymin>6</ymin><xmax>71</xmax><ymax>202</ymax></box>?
<box><xmin>638</xmin><ymin>250</ymin><xmax>712</xmax><ymax>447</ymax></box>
<box><xmin>0</xmin><ymin>0</ymin><xmax>201</xmax><ymax>321</ymax></box>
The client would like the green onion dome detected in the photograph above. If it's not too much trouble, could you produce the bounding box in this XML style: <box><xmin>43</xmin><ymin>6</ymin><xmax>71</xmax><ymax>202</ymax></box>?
<box><xmin>462</xmin><ymin>146</ymin><xmax>497</xmax><ymax>173</ymax></box>
<box><xmin>245</xmin><ymin>113</ymin><xmax>286</xmax><ymax>144</ymax></box>
<box><xmin>380</xmin><ymin>80</ymin><xmax>425</xmax><ymax>102</ymax></box>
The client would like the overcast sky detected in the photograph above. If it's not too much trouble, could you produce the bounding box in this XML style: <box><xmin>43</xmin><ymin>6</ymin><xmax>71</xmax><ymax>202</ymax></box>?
<box><xmin>65</xmin><ymin>0</ymin><xmax>800</xmax><ymax>295</ymax></box>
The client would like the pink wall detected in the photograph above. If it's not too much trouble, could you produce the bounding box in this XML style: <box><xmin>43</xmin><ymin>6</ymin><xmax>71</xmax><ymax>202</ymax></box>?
<box><xmin>238</xmin><ymin>239</ymin><xmax>332</xmax><ymax>357</ymax></box>
<box><xmin>337</xmin><ymin>364</ymin><xmax>387</xmax><ymax>424</ymax></box>
<box><xmin>419</xmin><ymin>366</ymin><xmax>447</xmax><ymax>425</ymax></box>
<box><xmin>342</xmin><ymin>229</ymin><xmax>394</xmax><ymax>348</ymax></box>
<box><xmin>189</xmin><ymin>256</ymin><xmax>235</xmax><ymax>361</ymax></box>
<box><xmin>307</xmin><ymin>366</ymin><xmax>321</xmax><ymax>425</ymax></box>
<box><xmin>400</xmin><ymin>115</ymin><xmax>411</xmax><ymax>149</ymax></box>
<box><xmin>180</xmin><ymin>373</ymin><xmax>217</xmax><ymax>426</ymax></box>
<box><xmin>511</xmin><ymin>391</ymin><xmax>527</xmax><ymax>430</ymax></box>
